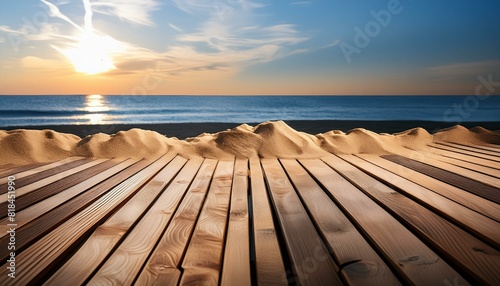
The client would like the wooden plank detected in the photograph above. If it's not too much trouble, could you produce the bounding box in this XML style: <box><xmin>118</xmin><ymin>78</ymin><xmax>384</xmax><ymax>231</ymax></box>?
<box><xmin>0</xmin><ymin>158</ymin><xmax>151</xmax><ymax>264</ymax></box>
<box><xmin>302</xmin><ymin>158</ymin><xmax>468</xmax><ymax>285</ymax></box>
<box><xmin>0</xmin><ymin>158</ymin><xmax>106</xmax><ymax>204</ymax></box>
<box><xmin>2</xmin><ymin>157</ymin><xmax>90</xmax><ymax>191</ymax></box>
<box><xmin>457</xmin><ymin>143</ymin><xmax>500</xmax><ymax>153</ymax></box>
<box><xmin>339</xmin><ymin>154</ymin><xmax>500</xmax><ymax>248</ymax></box>
<box><xmin>0</xmin><ymin>153</ymin><xmax>175</xmax><ymax>285</ymax></box>
<box><xmin>0</xmin><ymin>162</ymin><xmax>48</xmax><ymax>178</ymax></box>
<box><xmin>439</xmin><ymin>142</ymin><xmax>500</xmax><ymax>156</ymax></box>
<box><xmin>429</xmin><ymin>145</ymin><xmax>500</xmax><ymax>169</ymax></box>
<box><xmin>85</xmin><ymin>156</ymin><xmax>200</xmax><ymax>286</ymax></box>
<box><xmin>0</xmin><ymin>159</ymin><xmax>118</xmax><ymax>218</ymax></box>
<box><xmin>382</xmin><ymin>154</ymin><xmax>500</xmax><ymax>203</ymax></box>
<box><xmin>47</xmin><ymin>156</ymin><xmax>196</xmax><ymax>285</ymax></box>
<box><xmin>0</xmin><ymin>157</ymin><xmax>83</xmax><ymax>189</ymax></box>
<box><xmin>249</xmin><ymin>158</ymin><xmax>287</xmax><ymax>286</ymax></box>
<box><xmin>135</xmin><ymin>159</ymin><xmax>218</xmax><ymax>285</ymax></box>
<box><xmin>281</xmin><ymin>159</ymin><xmax>400</xmax><ymax>286</ymax></box>
<box><xmin>179</xmin><ymin>160</ymin><xmax>235</xmax><ymax>286</ymax></box>
<box><xmin>322</xmin><ymin>155</ymin><xmax>500</xmax><ymax>285</ymax></box>
<box><xmin>0</xmin><ymin>158</ymin><xmax>138</xmax><ymax>238</ymax></box>
<box><xmin>261</xmin><ymin>159</ymin><xmax>343</xmax><ymax>286</ymax></box>
<box><xmin>413</xmin><ymin>151</ymin><xmax>500</xmax><ymax>181</ymax></box>
<box><xmin>430</xmin><ymin>143</ymin><xmax>500</xmax><ymax>163</ymax></box>
<box><xmin>483</xmin><ymin>143</ymin><xmax>500</xmax><ymax>149</ymax></box>
<box><xmin>358</xmin><ymin>154</ymin><xmax>500</xmax><ymax>222</ymax></box>
<box><xmin>221</xmin><ymin>159</ymin><xmax>251</xmax><ymax>286</ymax></box>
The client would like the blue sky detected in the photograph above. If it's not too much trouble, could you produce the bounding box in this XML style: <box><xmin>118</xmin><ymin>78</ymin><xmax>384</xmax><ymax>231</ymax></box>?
<box><xmin>1</xmin><ymin>0</ymin><xmax>499</xmax><ymax>95</ymax></box>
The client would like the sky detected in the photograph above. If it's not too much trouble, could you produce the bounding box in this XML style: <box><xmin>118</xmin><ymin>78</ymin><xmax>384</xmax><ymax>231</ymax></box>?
<box><xmin>0</xmin><ymin>0</ymin><xmax>500</xmax><ymax>95</ymax></box>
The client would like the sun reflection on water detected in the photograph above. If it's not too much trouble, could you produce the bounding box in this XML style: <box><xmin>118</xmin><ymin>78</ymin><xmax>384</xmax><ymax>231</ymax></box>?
<box><xmin>84</xmin><ymin>94</ymin><xmax>109</xmax><ymax>124</ymax></box>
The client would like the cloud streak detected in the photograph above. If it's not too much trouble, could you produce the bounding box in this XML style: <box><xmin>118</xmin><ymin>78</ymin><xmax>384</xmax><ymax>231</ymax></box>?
<box><xmin>1</xmin><ymin>0</ymin><xmax>308</xmax><ymax>82</ymax></box>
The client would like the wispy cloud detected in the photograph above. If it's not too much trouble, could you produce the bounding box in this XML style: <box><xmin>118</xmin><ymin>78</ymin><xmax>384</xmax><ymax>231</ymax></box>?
<box><xmin>1</xmin><ymin>0</ymin><xmax>308</xmax><ymax>81</ymax></box>
<box><xmin>91</xmin><ymin>0</ymin><xmax>159</xmax><ymax>26</ymax></box>
<box><xmin>428</xmin><ymin>60</ymin><xmax>500</xmax><ymax>79</ymax></box>
<box><xmin>168</xmin><ymin>23</ymin><xmax>183</xmax><ymax>33</ymax></box>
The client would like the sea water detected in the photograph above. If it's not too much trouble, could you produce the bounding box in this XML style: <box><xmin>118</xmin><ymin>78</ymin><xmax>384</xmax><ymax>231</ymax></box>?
<box><xmin>0</xmin><ymin>95</ymin><xmax>499</xmax><ymax>127</ymax></box>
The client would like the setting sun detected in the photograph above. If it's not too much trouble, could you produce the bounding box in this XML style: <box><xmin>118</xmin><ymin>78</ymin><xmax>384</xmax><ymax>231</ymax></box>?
<box><xmin>55</xmin><ymin>30</ymin><xmax>122</xmax><ymax>75</ymax></box>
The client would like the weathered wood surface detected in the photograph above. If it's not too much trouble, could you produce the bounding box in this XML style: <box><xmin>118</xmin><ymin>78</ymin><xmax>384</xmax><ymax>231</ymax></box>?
<box><xmin>179</xmin><ymin>159</ymin><xmax>235</xmax><ymax>286</ymax></box>
<box><xmin>0</xmin><ymin>157</ymin><xmax>84</xmax><ymax>191</ymax></box>
<box><xmin>0</xmin><ymin>144</ymin><xmax>499</xmax><ymax>285</ymax></box>
<box><xmin>47</xmin><ymin>156</ymin><xmax>193</xmax><ymax>285</ymax></box>
<box><xmin>430</xmin><ymin>143</ymin><xmax>500</xmax><ymax>163</ymax></box>
<box><xmin>429</xmin><ymin>144</ymin><xmax>500</xmax><ymax>169</ymax></box>
<box><xmin>357</xmin><ymin>154</ymin><xmax>500</xmax><ymax>222</ymax></box>
<box><xmin>382</xmin><ymin>154</ymin><xmax>500</xmax><ymax>203</ymax></box>
<box><xmin>322</xmin><ymin>155</ymin><xmax>499</xmax><ymax>285</ymax></box>
<box><xmin>302</xmin><ymin>157</ymin><xmax>468</xmax><ymax>285</ymax></box>
<box><xmin>438</xmin><ymin>142</ymin><xmax>500</xmax><ymax>157</ymax></box>
<box><xmin>249</xmin><ymin>158</ymin><xmax>287</xmax><ymax>286</ymax></box>
<box><xmin>281</xmin><ymin>159</ymin><xmax>400</xmax><ymax>286</ymax></box>
<box><xmin>261</xmin><ymin>158</ymin><xmax>343</xmax><ymax>286</ymax></box>
<box><xmin>0</xmin><ymin>153</ymin><xmax>174</xmax><ymax>285</ymax></box>
<box><xmin>136</xmin><ymin>158</ymin><xmax>218</xmax><ymax>285</ymax></box>
<box><xmin>221</xmin><ymin>159</ymin><xmax>252</xmax><ymax>286</ymax></box>
<box><xmin>339</xmin><ymin>154</ymin><xmax>500</xmax><ymax>247</ymax></box>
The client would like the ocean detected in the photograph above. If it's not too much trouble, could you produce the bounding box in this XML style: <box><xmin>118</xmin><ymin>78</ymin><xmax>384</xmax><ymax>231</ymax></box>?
<box><xmin>0</xmin><ymin>95</ymin><xmax>499</xmax><ymax>127</ymax></box>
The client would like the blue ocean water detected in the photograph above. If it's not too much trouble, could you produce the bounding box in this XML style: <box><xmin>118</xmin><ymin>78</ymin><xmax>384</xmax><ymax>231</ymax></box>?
<box><xmin>0</xmin><ymin>95</ymin><xmax>499</xmax><ymax>127</ymax></box>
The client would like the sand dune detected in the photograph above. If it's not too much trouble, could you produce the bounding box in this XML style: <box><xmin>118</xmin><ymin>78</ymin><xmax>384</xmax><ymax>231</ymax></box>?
<box><xmin>1</xmin><ymin>121</ymin><xmax>498</xmax><ymax>164</ymax></box>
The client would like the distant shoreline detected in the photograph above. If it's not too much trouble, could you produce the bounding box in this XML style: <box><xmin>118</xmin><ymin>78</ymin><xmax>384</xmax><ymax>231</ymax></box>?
<box><xmin>2</xmin><ymin>120</ymin><xmax>499</xmax><ymax>139</ymax></box>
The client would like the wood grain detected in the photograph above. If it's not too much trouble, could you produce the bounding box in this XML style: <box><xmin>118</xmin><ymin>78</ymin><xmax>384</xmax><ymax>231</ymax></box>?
<box><xmin>87</xmin><ymin>156</ymin><xmax>200</xmax><ymax>286</ymax></box>
<box><xmin>134</xmin><ymin>158</ymin><xmax>218</xmax><ymax>285</ymax></box>
<box><xmin>0</xmin><ymin>158</ymin><xmax>106</xmax><ymax>205</ymax></box>
<box><xmin>179</xmin><ymin>160</ymin><xmax>235</xmax><ymax>286</ymax></box>
<box><xmin>423</xmin><ymin>151</ymin><xmax>500</xmax><ymax>179</ymax></box>
<box><xmin>452</xmin><ymin>142</ymin><xmax>500</xmax><ymax>153</ymax></box>
<box><xmin>430</xmin><ymin>143</ymin><xmax>500</xmax><ymax>163</ymax></box>
<box><xmin>46</xmin><ymin>156</ymin><xmax>193</xmax><ymax>285</ymax></box>
<box><xmin>402</xmin><ymin>151</ymin><xmax>500</xmax><ymax>187</ymax></box>
<box><xmin>438</xmin><ymin>142</ymin><xmax>500</xmax><ymax>157</ymax></box>
<box><xmin>0</xmin><ymin>158</ymin><xmax>138</xmax><ymax>238</ymax></box>
<box><xmin>281</xmin><ymin>159</ymin><xmax>400</xmax><ymax>286</ymax></box>
<box><xmin>261</xmin><ymin>158</ymin><xmax>343</xmax><ymax>286</ymax></box>
<box><xmin>0</xmin><ymin>157</ymin><xmax>84</xmax><ymax>191</ymax></box>
<box><xmin>0</xmin><ymin>162</ymin><xmax>48</xmax><ymax>178</ymax></box>
<box><xmin>0</xmin><ymin>153</ymin><xmax>175</xmax><ymax>285</ymax></box>
<box><xmin>382</xmin><ymin>154</ymin><xmax>500</xmax><ymax>203</ymax></box>
<box><xmin>322</xmin><ymin>155</ymin><xmax>499</xmax><ymax>285</ymax></box>
<box><xmin>357</xmin><ymin>154</ymin><xmax>500</xmax><ymax>222</ymax></box>
<box><xmin>339</xmin><ymin>154</ymin><xmax>500</xmax><ymax>248</ymax></box>
<box><xmin>220</xmin><ymin>159</ymin><xmax>251</xmax><ymax>286</ymax></box>
<box><xmin>302</xmin><ymin>157</ymin><xmax>466</xmax><ymax>285</ymax></box>
<box><xmin>429</xmin><ymin>145</ymin><xmax>500</xmax><ymax>169</ymax></box>
<box><xmin>249</xmin><ymin>158</ymin><xmax>287</xmax><ymax>286</ymax></box>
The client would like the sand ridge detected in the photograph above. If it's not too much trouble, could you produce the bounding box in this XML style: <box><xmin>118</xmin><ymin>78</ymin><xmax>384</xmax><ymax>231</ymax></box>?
<box><xmin>1</xmin><ymin>121</ymin><xmax>499</xmax><ymax>164</ymax></box>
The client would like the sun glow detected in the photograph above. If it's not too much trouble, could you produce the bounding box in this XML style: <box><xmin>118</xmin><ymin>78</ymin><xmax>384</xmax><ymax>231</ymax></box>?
<box><xmin>58</xmin><ymin>30</ymin><xmax>122</xmax><ymax>75</ymax></box>
<box><xmin>83</xmin><ymin>94</ymin><xmax>109</xmax><ymax>124</ymax></box>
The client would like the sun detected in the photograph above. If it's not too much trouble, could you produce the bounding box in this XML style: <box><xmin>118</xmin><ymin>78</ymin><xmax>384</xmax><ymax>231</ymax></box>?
<box><xmin>57</xmin><ymin>30</ymin><xmax>123</xmax><ymax>75</ymax></box>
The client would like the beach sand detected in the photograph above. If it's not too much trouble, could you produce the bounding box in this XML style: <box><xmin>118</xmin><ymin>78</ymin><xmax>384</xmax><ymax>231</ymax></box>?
<box><xmin>0</xmin><ymin>120</ymin><xmax>499</xmax><ymax>164</ymax></box>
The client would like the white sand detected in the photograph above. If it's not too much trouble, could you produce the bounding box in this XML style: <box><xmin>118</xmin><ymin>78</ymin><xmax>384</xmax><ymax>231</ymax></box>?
<box><xmin>1</xmin><ymin>121</ymin><xmax>498</xmax><ymax>165</ymax></box>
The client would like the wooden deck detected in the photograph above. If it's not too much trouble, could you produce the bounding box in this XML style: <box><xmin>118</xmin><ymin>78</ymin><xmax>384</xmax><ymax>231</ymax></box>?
<box><xmin>0</xmin><ymin>142</ymin><xmax>499</xmax><ymax>285</ymax></box>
